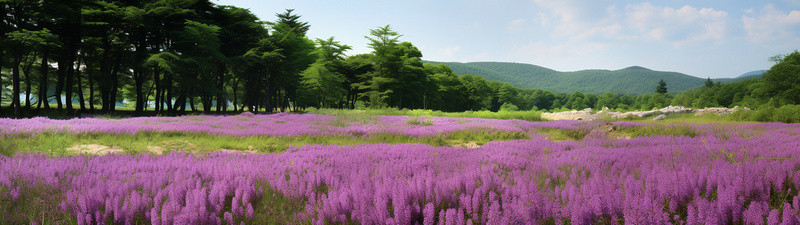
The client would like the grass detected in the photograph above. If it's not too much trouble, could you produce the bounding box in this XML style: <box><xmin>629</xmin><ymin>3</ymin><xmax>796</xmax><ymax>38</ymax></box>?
<box><xmin>536</xmin><ymin>128</ymin><xmax>591</xmax><ymax>141</ymax></box>
<box><xmin>405</xmin><ymin>116</ymin><xmax>434</xmax><ymax>126</ymax></box>
<box><xmin>312</xmin><ymin>108</ymin><xmax>543</xmax><ymax>122</ymax></box>
<box><xmin>614</xmin><ymin>123</ymin><xmax>699</xmax><ymax>138</ymax></box>
<box><xmin>248</xmin><ymin>182</ymin><xmax>311</xmax><ymax>224</ymax></box>
<box><xmin>622</xmin><ymin>113</ymin><xmax>758</xmax><ymax>125</ymax></box>
<box><xmin>0</xmin><ymin>129</ymin><xmax>532</xmax><ymax>156</ymax></box>
<box><xmin>0</xmin><ymin>182</ymin><xmax>74</xmax><ymax>225</ymax></box>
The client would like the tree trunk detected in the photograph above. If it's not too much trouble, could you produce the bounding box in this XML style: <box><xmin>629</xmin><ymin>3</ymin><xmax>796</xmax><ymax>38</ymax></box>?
<box><xmin>75</xmin><ymin>57</ymin><xmax>86</xmax><ymax>111</ymax></box>
<box><xmin>265</xmin><ymin>79</ymin><xmax>274</xmax><ymax>113</ymax></box>
<box><xmin>108</xmin><ymin>53</ymin><xmax>122</xmax><ymax>112</ymax></box>
<box><xmin>55</xmin><ymin>59</ymin><xmax>65</xmax><ymax>109</ymax></box>
<box><xmin>12</xmin><ymin>53</ymin><xmax>22</xmax><ymax>118</ymax></box>
<box><xmin>216</xmin><ymin>65</ymin><xmax>226</xmax><ymax>112</ymax></box>
<box><xmin>190</xmin><ymin>97</ymin><xmax>197</xmax><ymax>112</ymax></box>
<box><xmin>89</xmin><ymin>75</ymin><xmax>95</xmax><ymax>111</ymax></box>
<box><xmin>232</xmin><ymin>77</ymin><xmax>239</xmax><ymax>112</ymax></box>
<box><xmin>175</xmin><ymin>94</ymin><xmax>186</xmax><ymax>113</ymax></box>
<box><xmin>110</xmin><ymin>74</ymin><xmax>118</xmax><ymax>112</ymax></box>
<box><xmin>66</xmin><ymin>58</ymin><xmax>75</xmax><ymax>112</ymax></box>
<box><xmin>165</xmin><ymin>75</ymin><xmax>173</xmax><ymax>112</ymax></box>
<box><xmin>23</xmin><ymin>58</ymin><xmax>34</xmax><ymax>110</ymax></box>
<box><xmin>202</xmin><ymin>95</ymin><xmax>211</xmax><ymax>113</ymax></box>
<box><xmin>154</xmin><ymin>68</ymin><xmax>161</xmax><ymax>113</ymax></box>
<box><xmin>134</xmin><ymin>69</ymin><xmax>145</xmax><ymax>113</ymax></box>
<box><xmin>38</xmin><ymin>50</ymin><xmax>49</xmax><ymax>109</ymax></box>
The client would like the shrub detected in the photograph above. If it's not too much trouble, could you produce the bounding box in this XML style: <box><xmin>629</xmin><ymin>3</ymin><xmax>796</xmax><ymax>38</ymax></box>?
<box><xmin>499</xmin><ymin>103</ymin><xmax>519</xmax><ymax>112</ymax></box>
<box><xmin>773</xmin><ymin>105</ymin><xmax>800</xmax><ymax>123</ymax></box>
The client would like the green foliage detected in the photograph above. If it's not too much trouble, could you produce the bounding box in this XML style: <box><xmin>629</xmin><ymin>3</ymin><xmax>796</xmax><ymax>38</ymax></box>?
<box><xmin>427</xmin><ymin>62</ymin><xmax>755</xmax><ymax>95</ymax></box>
<box><xmin>361</xmin><ymin>25</ymin><xmax>428</xmax><ymax>109</ymax></box>
<box><xmin>772</xmin><ymin>105</ymin><xmax>800</xmax><ymax>123</ymax></box>
<box><xmin>499</xmin><ymin>102</ymin><xmax>519</xmax><ymax>111</ymax></box>
<box><xmin>297</xmin><ymin>37</ymin><xmax>352</xmax><ymax>108</ymax></box>
<box><xmin>668</xmin><ymin>50</ymin><xmax>800</xmax><ymax>115</ymax></box>
<box><xmin>763</xmin><ymin>50</ymin><xmax>800</xmax><ymax>104</ymax></box>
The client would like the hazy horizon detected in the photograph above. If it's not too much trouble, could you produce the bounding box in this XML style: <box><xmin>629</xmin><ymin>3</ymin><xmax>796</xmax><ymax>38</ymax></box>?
<box><xmin>213</xmin><ymin>0</ymin><xmax>799</xmax><ymax>78</ymax></box>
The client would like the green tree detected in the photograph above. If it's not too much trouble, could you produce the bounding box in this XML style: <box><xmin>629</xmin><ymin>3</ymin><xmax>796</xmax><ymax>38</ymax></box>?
<box><xmin>763</xmin><ymin>50</ymin><xmax>800</xmax><ymax>104</ymax></box>
<box><xmin>298</xmin><ymin>37</ymin><xmax>351</xmax><ymax>108</ymax></box>
<box><xmin>268</xmin><ymin>9</ymin><xmax>316</xmax><ymax>112</ymax></box>
<box><xmin>459</xmin><ymin>74</ymin><xmax>492</xmax><ymax>110</ymax></box>
<box><xmin>364</xmin><ymin>25</ymin><xmax>402</xmax><ymax>108</ymax></box>
<box><xmin>424</xmin><ymin>63</ymin><xmax>467</xmax><ymax>111</ymax></box>
<box><xmin>339</xmin><ymin>54</ymin><xmax>374</xmax><ymax>109</ymax></box>
<box><xmin>213</xmin><ymin>6</ymin><xmax>267</xmax><ymax>112</ymax></box>
<box><xmin>656</xmin><ymin>79</ymin><xmax>668</xmax><ymax>94</ymax></box>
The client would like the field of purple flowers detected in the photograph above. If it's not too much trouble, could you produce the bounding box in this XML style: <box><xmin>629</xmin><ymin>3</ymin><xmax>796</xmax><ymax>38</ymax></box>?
<box><xmin>2</xmin><ymin>113</ymin><xmax>800</xmax><ymax>224</ymax></box>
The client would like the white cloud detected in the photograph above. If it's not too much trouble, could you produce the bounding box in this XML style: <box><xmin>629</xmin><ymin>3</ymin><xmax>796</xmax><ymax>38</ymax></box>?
<box><xmin>508</xmin><ymin>18</ymin><xmax>526</xmax><ymax>31</ymax></box>
<box><xmin>442</xmin><ymin>46</ymin><xmax>462</xmax><ymax>58</ymax></box>
<box><xmin>527</xmin><ymin>1</ymin><xmax>730</xmax><ymax>47</ymax></box>
<box><xmin>531</xmin><ymin>0</ymin><xmax>621</xmax><ymax>40</ymax></box>
<box><xmin>625</xmin><ymin>3</ymin><xmax>728</xmax><ymax>47</ymax></box>
<box><xmin>742</xmin><ymin>4</ymin><xmax>800</xmax><ymax>45</ymax></box>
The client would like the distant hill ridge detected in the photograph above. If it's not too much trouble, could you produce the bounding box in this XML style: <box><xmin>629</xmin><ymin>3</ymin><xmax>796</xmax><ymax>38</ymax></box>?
<box><xmin>424</xmin><ymin>61</ymin><xmax>764</xmax><ymax>95</ymax></box>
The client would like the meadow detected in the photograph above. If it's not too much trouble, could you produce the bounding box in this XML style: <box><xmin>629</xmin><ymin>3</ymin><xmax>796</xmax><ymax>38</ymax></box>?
<box><xmin>1</xmin><ymin>111</ymin><xmax>799</xmax><ymax>224</ymax></box>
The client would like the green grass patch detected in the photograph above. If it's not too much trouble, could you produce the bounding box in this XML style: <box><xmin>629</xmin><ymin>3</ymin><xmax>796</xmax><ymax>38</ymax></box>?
<box><xmin>536</xmin><ymin>128</ymin><xmax>591</xmax><ymax>141</ymax></box>
<box><xmin>0</xmin><ymin>129</ymin><xmax>532</xmax><ymax>156</ymax></box>
<box><xmin>615</xmin><ymin>123</ymin><xmax>698</xmax><ymax>138</ymax></box>
<box><xmin>405</xmin><ymin>116</ymin><xmax>434</xmax><ymax>126</ymax></box>
<box><xmin>247</xmin><ymin>182</ymin><xmax>310</xmax><ymax>224</ymax></box>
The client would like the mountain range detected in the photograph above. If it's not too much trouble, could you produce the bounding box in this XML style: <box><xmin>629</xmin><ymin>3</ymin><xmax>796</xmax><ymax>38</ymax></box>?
<box><xmin>425</xmin><ymin>61</ymin><xmax>765</xmax><ymax>95</ymax></box>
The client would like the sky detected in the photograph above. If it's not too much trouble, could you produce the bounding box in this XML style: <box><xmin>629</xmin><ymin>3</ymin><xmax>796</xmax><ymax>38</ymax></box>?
<box><xmin>212</xmin><ymin>0</ymin><xmax>800</xmax><ymax>78</ymax></box>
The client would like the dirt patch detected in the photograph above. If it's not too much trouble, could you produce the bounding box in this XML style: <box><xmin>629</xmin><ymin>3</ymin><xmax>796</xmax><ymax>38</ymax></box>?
<box><xmin>67</xmin><ymin>144</ymin><xmax>124</xmax><ymax>155</ymax></box>
<box><xmin>450</xmin><ymin>142</ymin><xmax>481</xmax><ymax>149</ymax></box>
<box><xmin>145</xmin><ymin>146</ymin><xmax>166</xmax><ymax>155</ymax></box>
<box><xmin>218</xmin><ymin>149</ymin><xmax>258</xmax><ymax>154</ymax></box>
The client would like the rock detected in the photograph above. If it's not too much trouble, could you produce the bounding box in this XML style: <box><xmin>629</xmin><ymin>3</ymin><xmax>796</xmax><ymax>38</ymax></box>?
<box><xmin>542</xmin><ymin>106</ymin><xmax>740</xmax><ymax>121</ymax></box>
<box><xmin>694</xmin><ymin>107</ymin><xmax>742</xmax><ymax>116</ymax></box>
<box><xmin>653</xmin><ymin>115</ymin><xmax>667</xmax><ymax>120</ymax></box>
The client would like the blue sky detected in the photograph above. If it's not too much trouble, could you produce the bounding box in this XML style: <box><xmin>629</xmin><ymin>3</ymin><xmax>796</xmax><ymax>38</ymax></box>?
<box><xmin>213</xmin><ymin>0</ymin><xmax>800</xmax><ymax>78</ymax></box>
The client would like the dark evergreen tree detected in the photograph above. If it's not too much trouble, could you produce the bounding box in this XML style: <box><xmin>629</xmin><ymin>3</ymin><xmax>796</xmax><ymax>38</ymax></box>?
<box><xmin>656</xmin><ymin>79</ymin><xmax>668</xmax><ymax>94</ymax></box>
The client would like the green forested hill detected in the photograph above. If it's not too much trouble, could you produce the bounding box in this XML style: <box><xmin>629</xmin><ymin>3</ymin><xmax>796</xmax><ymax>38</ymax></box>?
<box><xmin>425</xmin><ymin>61</ymin><xmax>760</xmax><ymax>95</ymax></box>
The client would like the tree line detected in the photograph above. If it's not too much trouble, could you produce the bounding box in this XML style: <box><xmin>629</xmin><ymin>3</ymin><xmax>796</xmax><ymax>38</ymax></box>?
<box><xmin>1</xmin><ymin>0</ymin><xmax>797</xmax><ymax>119</ymax></box>
<box><xmin>0</xmin><ymin>0</ymin><xmax>543</xmax><ymax>117</ymax></box>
